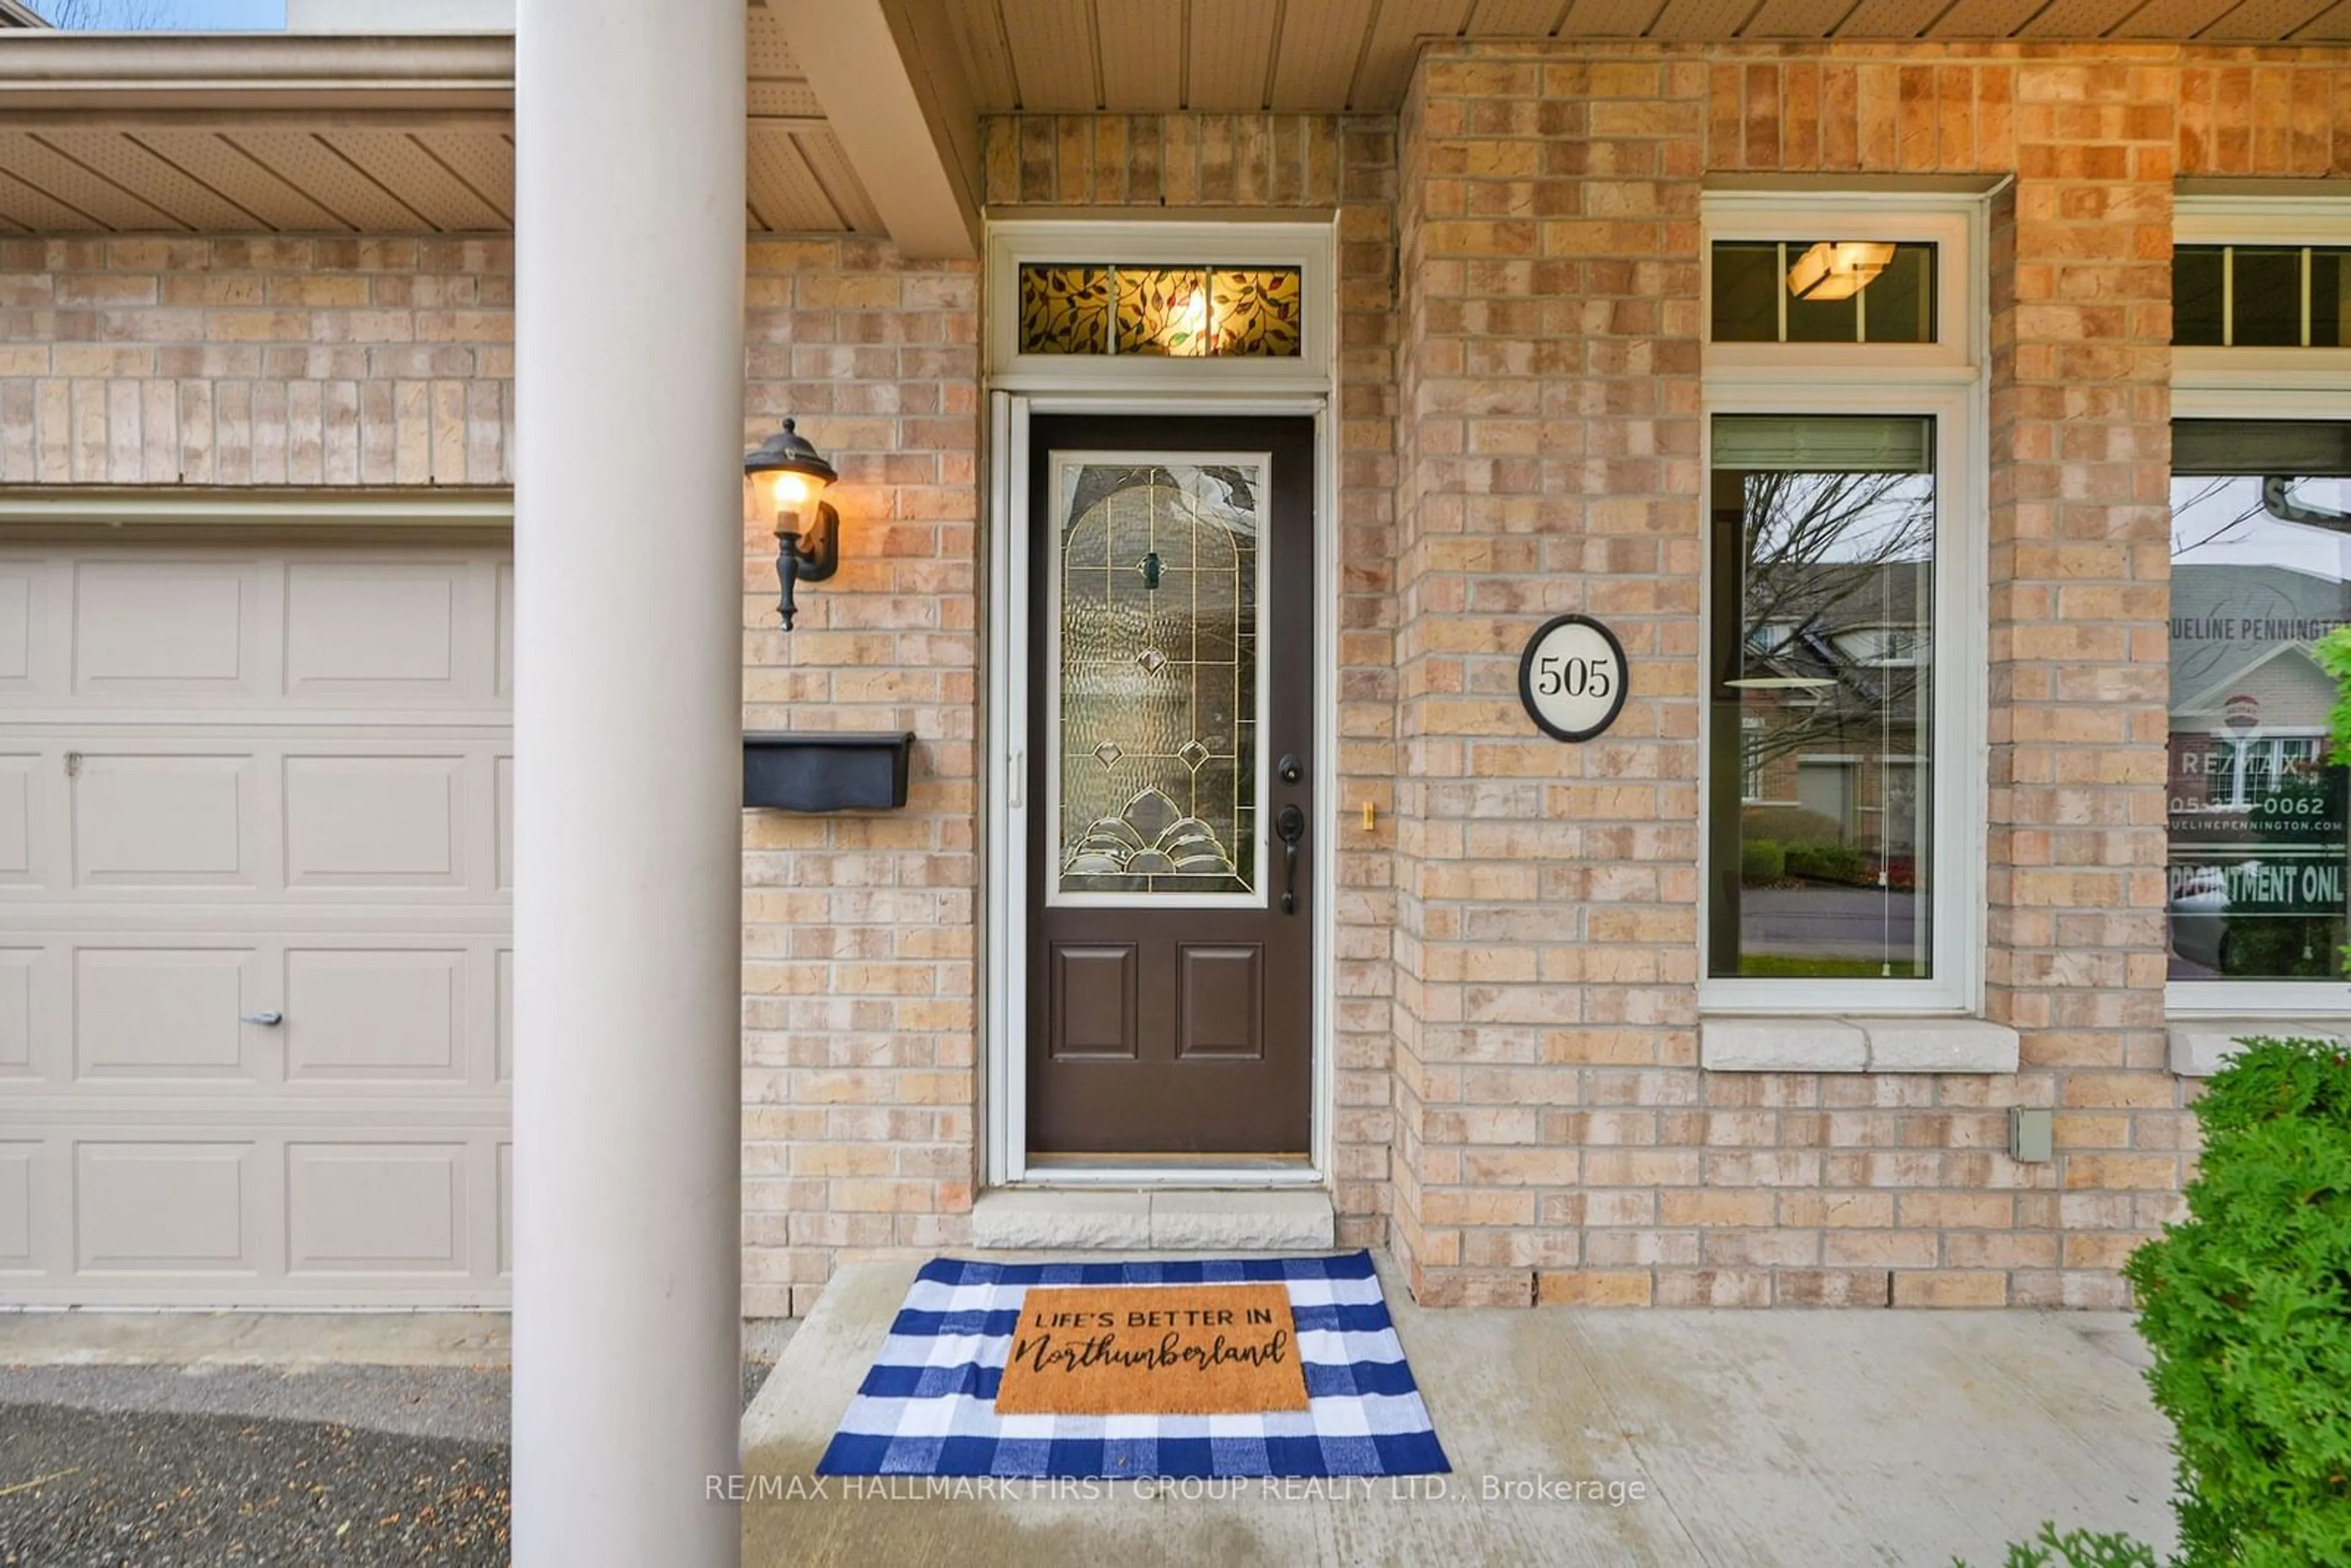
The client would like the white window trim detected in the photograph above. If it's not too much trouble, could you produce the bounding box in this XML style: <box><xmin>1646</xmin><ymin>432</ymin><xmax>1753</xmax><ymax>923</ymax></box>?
<box><xmin>984</xmin><ymin>220</ymin><xmax>1337</xmax><ymax>397</ymax></box>
<box><xmin>1702</xmin><ymin>193</ymin><xmax>1982</xmax><ymax>382</ymax></box>
<box><xmin>1700</xmin><ymin>190</ymin><xmax>1989</xmax><ymax>1020</ymax></box>
<box><xmin>2167</xmin><ymin>372</ymin><xmax>2351</xmax><ymax>1018</ymax></box>
<box><xmin>2175</xmin><ymin>195</ymin><xmax>2351</xmax><ymax>391</ymax></box>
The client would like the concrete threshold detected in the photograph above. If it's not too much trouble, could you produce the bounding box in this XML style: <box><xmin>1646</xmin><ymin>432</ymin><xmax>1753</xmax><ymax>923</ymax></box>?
<box><xmin>741</xmin><ymin>1251</ymin><xmax>2174</xmax><ymax>1567</ymax></box>
<box><xmin>970</xmin><ymin>1187</ymin><xmax>1335</xmax><ymax>1250</ymax></box>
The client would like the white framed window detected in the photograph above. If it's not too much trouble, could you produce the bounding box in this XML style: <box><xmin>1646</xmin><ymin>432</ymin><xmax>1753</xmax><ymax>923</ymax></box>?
<box><xmin>2168</xmin><ymin>197</ymin><xmax>2351</xmax><ymax>1016</ymax></box>
<box><xmin>984</xmin><ymin>220</ymin><xmax>1336</xmax><ymax>396</ymax></box>
<box><xmin>1700</xmin><ymin>190</ymin><xmax>1987</xmax><ymax>1016</ymax></box>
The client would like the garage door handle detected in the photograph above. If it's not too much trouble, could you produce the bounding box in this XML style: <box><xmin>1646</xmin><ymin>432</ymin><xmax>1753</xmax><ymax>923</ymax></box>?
<box><xmin>241</xmin><ymin>1011</ymin><xmax>283</xmax><ymax>1027</ymax></box>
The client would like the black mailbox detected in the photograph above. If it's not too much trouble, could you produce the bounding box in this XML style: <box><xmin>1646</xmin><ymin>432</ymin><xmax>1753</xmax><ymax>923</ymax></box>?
<box><xmin>742</xmin><ymin>731</ymin><xmax>915</xmax><ymax>812</ymax></box>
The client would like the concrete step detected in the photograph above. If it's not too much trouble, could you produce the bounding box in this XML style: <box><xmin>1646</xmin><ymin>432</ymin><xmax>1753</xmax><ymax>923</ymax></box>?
<box><xmin>969</xmin><ymin>1187</ymin><xmax>1335</xmax><ymax>1251</ymax></box>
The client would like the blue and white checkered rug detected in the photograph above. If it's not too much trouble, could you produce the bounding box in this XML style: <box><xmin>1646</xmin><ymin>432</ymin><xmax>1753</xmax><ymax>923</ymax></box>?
<box><xmin>816</xmin><ymin>1250</ymin><xmax>1450</xmax><ymax>1479</ymax></box>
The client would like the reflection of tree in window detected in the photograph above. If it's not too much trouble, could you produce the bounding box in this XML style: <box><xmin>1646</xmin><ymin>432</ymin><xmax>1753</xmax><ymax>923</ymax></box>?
<box><xmin>1708</xmin><ymin>415</ymin><xmax>1937</xmax><ymax>982</ymax></box>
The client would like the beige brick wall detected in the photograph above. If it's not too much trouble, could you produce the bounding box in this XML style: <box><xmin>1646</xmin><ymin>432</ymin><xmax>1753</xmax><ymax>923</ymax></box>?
<box><xmin>1393</xmin><ymin>51</ymin><xmax>1712</xmax><ymax>1310</ymax></box>
<box><xmin>738</xmin><ymin>238</ymin><xmax>981</xmax><ymax>1318</ymax></box>
<box><xmin>1386</xmin><ymin>40</ymin><xmax>2349</xmax><ymax>1311</ymax></box>
<box><xmin>0</xmin><ymin>236</ymin><xmax>513</xmax><ymax>486</ymax></box>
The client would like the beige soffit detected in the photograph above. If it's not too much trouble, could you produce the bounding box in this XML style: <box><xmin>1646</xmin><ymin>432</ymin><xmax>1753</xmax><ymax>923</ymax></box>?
<box><xmin>962</xmin><ymin>0</ymin><xmax>2351</xmax><ymax>114</ymax></box>
<box><xmin>0</xmin><ymin>23</ymin><xmax>888</xmax><ymax>238</ymax></box>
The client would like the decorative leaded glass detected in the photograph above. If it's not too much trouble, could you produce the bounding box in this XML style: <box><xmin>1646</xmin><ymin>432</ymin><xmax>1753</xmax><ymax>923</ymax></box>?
<box><xmin>1015</xmin><ymin>264</ymin><xmax>1306</xmax><ymax>359</ymax></box>
<box><xmin>1053</xmin><ymin>457</ymin><xmax>1264</xmax><ymax>900</ymax></box>
<box><xmin>1018</xmin><ymin>264</ymin><xmax>1112</xmax><ymax>354</ymax></box>
<box><xmin>1116</xmin><ymin>268</ymin><xmax>1211</xmax><ymax>356</ymax></box>
<box><xmin>1210</xmin><ymin>268</ymin><xmax>1305</xmax><ymax>356</ymax></box>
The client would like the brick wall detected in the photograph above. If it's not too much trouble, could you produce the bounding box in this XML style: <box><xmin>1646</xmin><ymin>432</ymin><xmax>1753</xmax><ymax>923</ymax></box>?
<box><xmin>738</xmin><ymin>238</ymin><xmax>982</xmax><ymax>1318</ymax></box>
<box><xmin>1393</xmin><ymin>53</ymin><xmax>1712</xmax><ymax>1308</ymax></box>
<box><xmin>0</xmin><ymin>236</ymin><xmax>512</xmax><ymax>486</ymax></box>
<box><xmin>981</xmin><ymin>113</ymin><xmax>1404</xmax><ymax>1249</ymax></box>
<box><xmin>1386</xmin><ymin>40</ymin><xmax>2348</xmax><ymax>1311</ymax></box>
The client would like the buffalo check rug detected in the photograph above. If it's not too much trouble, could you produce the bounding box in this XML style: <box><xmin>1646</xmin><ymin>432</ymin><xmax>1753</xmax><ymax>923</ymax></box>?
<box><xmin>815</xmin><ymin>1250</ymin><xmax>1451</xmax><ymax>1479</ymax></box>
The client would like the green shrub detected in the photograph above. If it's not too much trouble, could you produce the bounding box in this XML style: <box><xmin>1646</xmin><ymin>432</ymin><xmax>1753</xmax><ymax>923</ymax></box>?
<box><xmin>2217</xmin><ymin>917</ymin><xmax>2339</xmax><ymax>980</ymax></box>
<box><xmin>2313</xmin><ymin>625</ymin><xmax>2351</xmax><ymax>763</ymax></box>
<box><xmin>1739</xmin><ymin>804</ymin><xmax>1843</xmax><ymax>844</ymax></box>
<box><xmin>1784</xmin><ymin>841</ymin><xmax>1870</xmax><ymax>883</ymax></box>
<box><xmin>2121</xmin><ymin>1036</ymin><xmax>2351</xmax><ymax>1568</ymax></box>
<box><xmin>1739</xmin><ymin>838</ymin><xmax>1785</xmax><ymax>884</ymax></box>
<box><xmin>1954</xmin><ymin>1523</ymin><xmax>2162</xmax><ymax>1568</ymax></box>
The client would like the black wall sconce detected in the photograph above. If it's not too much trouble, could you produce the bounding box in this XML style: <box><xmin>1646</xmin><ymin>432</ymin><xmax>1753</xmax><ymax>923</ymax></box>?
<box><xmin>743</xmin><ymin>418</ymin><xmax>841</xmax><ymax>631</ymax></box>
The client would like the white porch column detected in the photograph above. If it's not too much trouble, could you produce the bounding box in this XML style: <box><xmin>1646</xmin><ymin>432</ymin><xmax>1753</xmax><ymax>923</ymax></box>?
<box><xmin>511</xmin><ymin>2</ymin><xmax>745</xmax><ymax>1564</ymax></box>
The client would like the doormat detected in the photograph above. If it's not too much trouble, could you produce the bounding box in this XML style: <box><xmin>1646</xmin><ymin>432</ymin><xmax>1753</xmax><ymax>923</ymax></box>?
<box><xmin>816</xmin><ymin>1250</ymin><xmax>1450</xmax><ymax>1479</ymax></box>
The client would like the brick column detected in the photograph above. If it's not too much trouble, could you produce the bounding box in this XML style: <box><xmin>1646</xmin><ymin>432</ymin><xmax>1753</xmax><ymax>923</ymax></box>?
<box><xmin>1392</xmin><ymin>48</ymin><xmax>1707</xmax><ymax>1307</ymax></box>
<box><xmin>1985</xmin><ymin>58</ymin><xmax>2188</xmax><ymax>1308</ymax></box>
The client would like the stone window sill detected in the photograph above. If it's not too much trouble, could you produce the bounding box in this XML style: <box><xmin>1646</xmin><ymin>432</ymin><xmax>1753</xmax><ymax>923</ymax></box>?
<box><xmin>2167</xmin><ymin>1018</ymin><xmax>2348</xmax><ymax>1078</ymax></box>
<box><xmin>1700</xmin><ymin>1016</ymin><xmax>2020</xmax><ymax>1074</ymax></box>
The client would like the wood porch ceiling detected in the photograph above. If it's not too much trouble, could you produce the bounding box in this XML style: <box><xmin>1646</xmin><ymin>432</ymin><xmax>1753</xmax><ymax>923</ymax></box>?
<box><xmin>0</xmin><ymin>11</ymin><xmax>882</xmax><ymax>238</ymax></box>
<box><xmin>959</xmin><ymin>0</ymin><xmax>2351</xmax><ymax>113</ymax></box>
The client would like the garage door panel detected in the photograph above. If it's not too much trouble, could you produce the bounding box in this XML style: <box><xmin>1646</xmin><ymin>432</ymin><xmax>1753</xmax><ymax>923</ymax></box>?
<box><xmin>285</xmin><ymin>947</ymin><xmax>463</xmax><ymax>1082</ymax></box>
<box><xmin>495</xmin><ymin>560</ymin><xmax>514</xmax><ymax>698</ymax></box>
<box><xmin>0</xmin><ymin>565</ymin><xmax>39</xmax><ymax>691</ymax></box>
<box><xmin>287</xmin><ymin>1142</ymin><xmax>467</xmax><ymax>1275</ymax></box>
<box><xmin>495</xmin><ymin>946</ymin><xmax>512</xmax><ymax>1082</ymax></box>
<box><xmin>494</xmin><ymin>754</ymin><xmax>514</xmax><ymax>891</ymax></box>
<box><xmin>9</xmin><ymin>541</ymin><xmax>511</xmax><ymax>1305</ymax></box>
<box><xmin>497</xmin><ymin>1139</ymin><xmax>512</xmax><ymax>1277</ymax></box>
<box><xmin>0</xmin><ymin>948</ymin><xmax>30</xmax><ymax>1077</ymax></box>
<box><xmin>285</xmin><ymin>755</ymin><xmax>463</xmax><ymax>888</ymax></box>
<box><xmin>0</xmin><ymin>1142</ymin><xmax>33</xmax><ymax>1270</ymax></box>
<box><xmin>284</xmin><ymin>563</ymin><xmax>464</xmax><ymax>697</ymax></box>
<box><xmin>73</xmin><ymin>561</ymin><xmax>263</xmax><ymax>696</ymax></box>
<box><xmin>74</xmin><ymin>947</ymin><xmax>258</xmax><ymax>1082</ymax></box>
<box><xmin>73</xmin><ymin>754</ymin><xmax>253</xmax><ymax>888</ymax></box>
<box><xmin>75</xmin><ymin>1141</ymin><xmax>258</xmax><ymax>1273</ymax></box>
<box><xmin>0</xmin><ymin>754</ymin><xmax>36</xmax><ymax>884</ymax></box>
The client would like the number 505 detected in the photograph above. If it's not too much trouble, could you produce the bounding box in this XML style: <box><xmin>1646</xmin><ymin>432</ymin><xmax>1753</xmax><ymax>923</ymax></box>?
<box><xmin>1536</xmin><ymin>655</ymin><xmax>1611</xmax><ymax>699</ymax></box>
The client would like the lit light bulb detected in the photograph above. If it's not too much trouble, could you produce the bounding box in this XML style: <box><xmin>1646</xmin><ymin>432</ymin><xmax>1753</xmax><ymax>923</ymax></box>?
<box><xmin>773</xmin><ymin>471</ymin><xmax>814</xmax><ymax>511</ymax></box>
<box><xmin>1159</xmin><ymin>287</ymin><xmax>1211</xmax><ymax>356</ymax></box>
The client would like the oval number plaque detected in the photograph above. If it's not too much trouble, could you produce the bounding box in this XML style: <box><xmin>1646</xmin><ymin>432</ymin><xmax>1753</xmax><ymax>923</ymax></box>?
<box><xmin>1518</xmin><ymin>613</ymin><xmax>1629</xmax><ymax>743</ymax></box>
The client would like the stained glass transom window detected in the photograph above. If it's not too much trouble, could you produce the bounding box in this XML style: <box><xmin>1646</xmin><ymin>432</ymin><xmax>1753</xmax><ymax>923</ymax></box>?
<box><xmin>1052</xmin><ymin>457</ymin><xmax>1265</xmax><ymax>901</ymax></box>
<box><xmin>1019</xmin><ymin>264</ymin><xmax>1303</xmax><ymax>358</ymax></box>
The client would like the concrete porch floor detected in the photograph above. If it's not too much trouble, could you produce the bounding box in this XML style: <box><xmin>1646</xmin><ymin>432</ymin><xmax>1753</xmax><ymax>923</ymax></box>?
<box><xmin>741</xmin><ymin>1251</ymin><xmax>2177</xmax><ymax>1567</ymax></box>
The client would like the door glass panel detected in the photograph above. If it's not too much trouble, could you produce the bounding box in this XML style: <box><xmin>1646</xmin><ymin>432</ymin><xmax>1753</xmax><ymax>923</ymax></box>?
<box><xmin>1051</xmin><ymin>454</ymin><xmax>1266</xmax><ymax>902</ymax></box>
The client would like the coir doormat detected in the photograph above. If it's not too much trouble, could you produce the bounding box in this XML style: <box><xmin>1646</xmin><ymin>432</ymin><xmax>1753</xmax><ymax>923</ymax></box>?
<box><xmin>816</xmin><ymin>1251</ymin><xmax>1450</xmax><ymax>1479</ymax></box>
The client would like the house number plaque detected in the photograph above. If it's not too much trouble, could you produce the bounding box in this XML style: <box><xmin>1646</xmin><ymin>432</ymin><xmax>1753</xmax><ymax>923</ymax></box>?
<box><xmin>1517</xmin><ymin>614</ymin><xmax>1629</xmax><ymax>743</ymax></box>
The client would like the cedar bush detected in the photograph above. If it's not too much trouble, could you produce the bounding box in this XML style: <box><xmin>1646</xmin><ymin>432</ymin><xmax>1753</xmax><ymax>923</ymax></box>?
<box><xmin>1784</xmin><ymin>841</ymin><xmax>1871</xmax><ymax>884</ymax></box>
<box><xmin>1955</xmin><ymin>1523</ymin><xmax>2162</xmax><ymax>1568</ymax></box>
<box><xmin>1738</xmin><ymin>803</ymin><xmax>1845</xmax><ymax>844</ymax></box>
<box><xmin>2121</xmin><ymin>1036</ymin><xmax>2351</xmax><ymax>1568</ymax></box>
<box><xmin>1739</xmin><ymin>838</ymin><xmax>1785</xmax><ymax>885</ymax></box>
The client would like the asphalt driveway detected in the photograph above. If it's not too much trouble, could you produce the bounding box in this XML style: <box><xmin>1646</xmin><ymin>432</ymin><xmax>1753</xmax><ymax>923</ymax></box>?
<box><xmin>0</xmin><ymin>1320</ymin><xmax>786</xmax><ymax>1567</ymax></box>
<box><xmin>0</xmin><ymin>1365</ymin><xmax>512</xmax><ymax>1567</ymax></box>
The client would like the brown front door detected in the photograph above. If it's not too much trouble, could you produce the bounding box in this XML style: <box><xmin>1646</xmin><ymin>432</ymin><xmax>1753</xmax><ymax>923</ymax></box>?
<box><xmin>1027</xmin><ymin>415</ymin><xmax>1314</xmax><ymax>1157</ymax></box>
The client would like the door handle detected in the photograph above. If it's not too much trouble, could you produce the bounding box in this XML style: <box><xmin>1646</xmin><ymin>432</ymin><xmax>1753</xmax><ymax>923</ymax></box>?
<box><xmin>240</xmin><ymin>1011</ymin><xmax>283</xmax><ymax>1027</ymax></box>
<box><xmin>1275</xmin><ymin>803</ymin><xmax>1305</xmax><ymax>915</ymax></box>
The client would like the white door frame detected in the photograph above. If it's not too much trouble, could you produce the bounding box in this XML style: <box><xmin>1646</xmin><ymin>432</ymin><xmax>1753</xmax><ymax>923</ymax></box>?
<box><xmin>983</xmin><ymin>390</ymin><xmax>1338</xmax><ymax>1188</ymax></box>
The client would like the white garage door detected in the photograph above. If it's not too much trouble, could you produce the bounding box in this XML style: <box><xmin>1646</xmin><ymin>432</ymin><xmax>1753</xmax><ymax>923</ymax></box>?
<box><xmin>0</xmin><ymin>542</ymin><xmax>512</xmax><ymax>1305</ymax></box>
